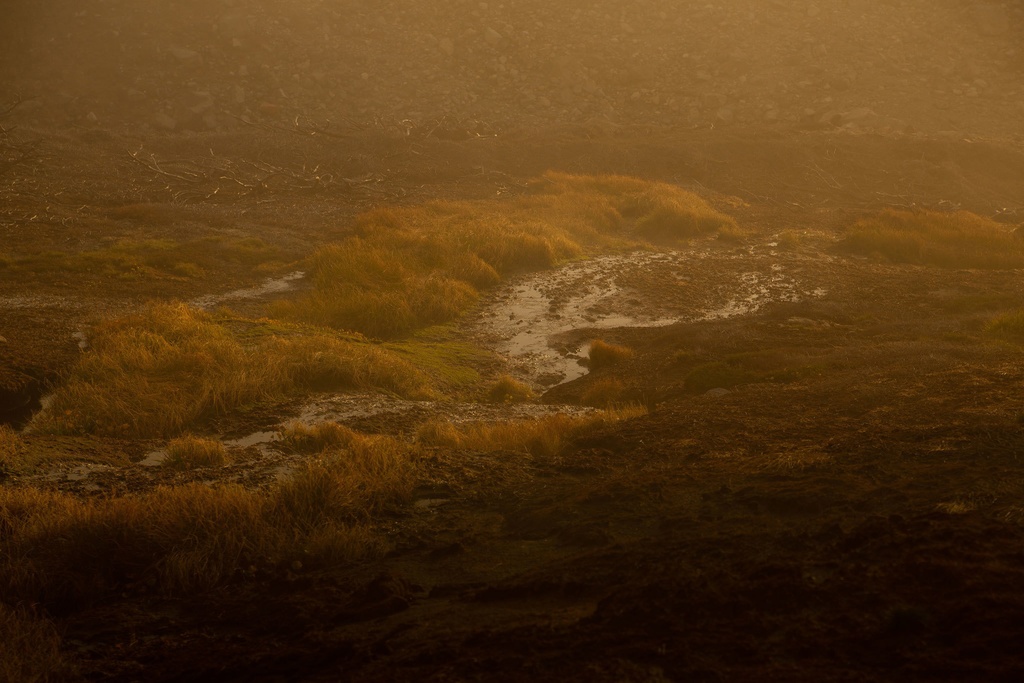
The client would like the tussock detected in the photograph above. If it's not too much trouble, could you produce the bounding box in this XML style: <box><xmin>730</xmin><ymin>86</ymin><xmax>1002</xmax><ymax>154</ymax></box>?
<box><xmin>588</xmin><ymin>339</ymin><xmax>634</xmax><ymax>369</ymax></box>
<box><xmin>581</xmin><ymin>378</ymin><xmax>627</xmax><ymax>408</ymax></box>
<box><xmin>30</xmin><ymin>303</ymin><xmax>433</xmax><ymax>438</ymax></box>
<box><xmin>416</xmin><ymin>405</ymin><xmax>647</xmax><ymax>458</ymax></box>
<box><xmin>164</xmin><ymin>435</ymin><xmax>227</xmax><ymax>470</ymax></box>
<box><xmin>278</xmin><ymin>173</ymin><xmax>736</xmax><ymax>338</ymax></box>
<box><xmin>0</xmin><ymin>431</ymin><xmax>414</xmax><ymax>609</ymax></box>
<box><xmin>279</xmin><ymin>421</ymin><xmax>360</xmax><ymax>453</ymax></box>
<box><xmin>486</xmin><ymin>375</ymin><xmax>534</xmax><ymax>403</ymax></box>
<box><xmin>841</xmin><ymin>209</ymin><xmax>1024</xmax><ymax>268</ymax></box>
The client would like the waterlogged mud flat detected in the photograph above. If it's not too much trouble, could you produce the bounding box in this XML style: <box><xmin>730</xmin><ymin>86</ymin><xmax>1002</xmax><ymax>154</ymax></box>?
<box><xmin>472</xmin><ymin>244</ymin><xmax>828</xmax><ymax>385</ymax></box>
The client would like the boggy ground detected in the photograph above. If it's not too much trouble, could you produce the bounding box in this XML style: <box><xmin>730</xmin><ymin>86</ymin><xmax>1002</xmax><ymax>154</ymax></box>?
<box><xmin>3</xmin><ymin>128</ymin><xmax>1024</xmax><ymax>681</ymax></box>
<box><xmin>5</xmin><ymin>1</ymin><xmax>1024</xmax><ymax>681</ymax></box>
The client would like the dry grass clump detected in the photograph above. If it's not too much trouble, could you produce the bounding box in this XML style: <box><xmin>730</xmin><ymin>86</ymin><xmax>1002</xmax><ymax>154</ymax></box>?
<box><xmin>30</xmin><ymin>303</ymin><xmax>433</xmax><ymax>438</ymax></box>
<box><xmin>588</xmin><ymin>339</ymin><xmax>635</xmax><ymax>370</ymax></box>
<box><xmin>276</xmin><ymin>173</ymin><xmax>735</xmax><ymax>338</ymax></box>
<box><xmin>416</xmin><ymin>405</ymin><xmax>646</xmax><ymax>458</ymax></box>
<box><xmin>840</xmin><ymin>209</ymin><xmax>1024</xmax><ymax>268</ymax></box>
<box><xmin>986</xmin><ymin>310</ymin><xmax>1024</xmax><ymax>342</ymax></box>
<box><xmin>486</xmin><ymin>375</ymin><xmax>535</xmax><ymax>403</ymax></box>
<box><xmin>581</xmin><ymin>378</ymin><xmax>627</xmax><ymax>408</ymax></box>
<box><xmin>1</xmin><ymin>431</ymin><xmax>416</xmax><ymax>610</ymax></box>
<box><xmin>276</xmin><ymin>433</ymin><xmax>416</xmax><ymax>524</ymax></box>
<box><xmin>164</xmin><ymin>435</ymin><xmax>227</xmax><ymax>470</ymax></box>
<box><xmin>279</xmin><ymin>421</ymin><xmax>359</xmax><ymax>453</ymax></box>
<box><xmin>0</xmin><ymin>604</ymin><xmax>67</xmax><ymax>683</ymax></box>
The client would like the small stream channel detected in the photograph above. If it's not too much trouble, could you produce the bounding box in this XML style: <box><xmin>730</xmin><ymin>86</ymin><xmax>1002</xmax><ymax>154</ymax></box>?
<box><xmin>23</xmin><ymin>242</ymin><xmax>826</xmax><ymax>487</ymax></box>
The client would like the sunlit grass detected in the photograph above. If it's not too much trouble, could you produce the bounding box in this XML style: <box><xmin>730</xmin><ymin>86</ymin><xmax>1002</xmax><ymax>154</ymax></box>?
<box><xmin>486</xmin><ymin>374</ymin><xmax>534</xmax><ymax>403</ymax></box>
<box><xmin>279</xmin><ymin>420</ymin><xmax>360</xmax><ymax>453</ymax></box>
<box><xmin>30</xmin><ymin>303</ymin><xmax>434</xmax><ymax>438</ymax></box>
<box><xmin>164</xmin><ymin>435</ymin><xmax>228</xmax><ymax>470</ymax></box>
<box><xmin>276</xmin><ymin>172</ymin><xmax>736</xmax><ymax>338</ymax></box>
<box><xmin>0</xmin><ymin>428</ymin><xmax>416</xmax><ymax>609</ymax></box>
<box><xmin>840</xmin><ymin>209</ymin><xmax>1024</xmax><ymax>268</ymax></box>
<box><xmin>276</xmin><ymin>432</ymin><xmax>416</xmax><ymax>524</ymax></box>
<box><xmin>581</xmin><ymin>378</ymin><xmax>627</xmax><ymax>408</ymax></box>
<box><xmin>416</xmin><ymin>405</ymin><xmax>647</xmax><ymax>458</ymax></box>
<box><xmin>588</xmin><ymin>339</ymin><xmax>635</xmax><ymax>370</ymax></box>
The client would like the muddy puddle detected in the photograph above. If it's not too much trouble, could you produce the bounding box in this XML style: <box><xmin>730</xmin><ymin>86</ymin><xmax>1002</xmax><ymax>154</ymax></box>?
<box><xmin>470</xmin><ymin>244</ymin><xmax>825</xmax><ymax>386</ymax></box>
<box><xmin>190</xmin><ymin>271</ymin><xmax>306</xmax><ymax>310</ymax></box>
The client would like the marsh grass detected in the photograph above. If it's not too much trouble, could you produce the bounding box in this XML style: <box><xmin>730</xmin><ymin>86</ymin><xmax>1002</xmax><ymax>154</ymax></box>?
<box><xmin>841</xmin><ymin>209</ymin><xmax>1024</xmax><ymax>268</ymax></box>
<box><xmin>1</xmin><ymin>429</ymin><xmax>415</xmax><ymax>610</ymax></box>
<box><xmin>581</xmin><ymin>378</ymin><xmax>627</xmax><ymax>408</ymax></box>
<box><xmin>277</xmin><ymin>432</ymin><xmax>416</xmax><ymax>524</ymax></box>
<box><xmin>277</xmin><ymin>173</ymin><xmax>736</xmax><ymax>338</ymax></box>
<box><xmin>31</xmin><ymin>303</ymin><xmax>433</xmax><ymax>438</ymax></box>
<box><xmin>164</xmin><ymin>435</ymin><xmax>227</xmax><ymax>470</ymax></box>
<box><xmin>416</xmin><ymin>405</ymin><xmax>647</xmax><ymax>458</ymax></box>
<box><xmin>588</xmin><ymin>339</ymin><xmax>635</xmax><ymax>370</ymax></box>
<box><xmin>279</xmin><ymin>421</ymin><xmax>360</xmax><ymax>453</ymax></box>
<box><xmin>486</xmin><ymin>375</ymin><xmax>534</xmax><ymax>403</ymax></box>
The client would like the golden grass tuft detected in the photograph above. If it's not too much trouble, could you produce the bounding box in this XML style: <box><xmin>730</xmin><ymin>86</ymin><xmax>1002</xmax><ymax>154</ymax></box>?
<box><xmin>986</xmin><ymin>310</ymin><xmax>1024</xmax><ymax>342</ymax></box>
<box><xmin>164</xmin><ymin>435</ymin><xmax>227</xmax><ymax>470</ymax></box>
<box><xmin>30</xmin><ymin>303</ymin><xmax>433</xmax><ymax>438</ymax></box>
<box><xmin>486</xmin><ymin>375</ymin><xmax>535</xmax><ymax>403</ymax></box>
<box><xmin>0</xmin><ymin>429</ymin><xmax>413</xmax><ymax>609</ymax></box>
<box><xmin>581</xmin><ymin>378</ymin><xmax>627</xmax><ymax>408</ymax></box>
<box><xmin>277</xmin><ymin>173</ymin><xmax>736</xmax><ymax>338</ymax></box>
<box><xmin>279</xmin><ymin>421</ymin><xmax>359</xmax><ymax>453</ymax></box>
<box><xmin>0</xmin><ymin>604</ymin><xmax>68</xmax><ymax>683</ymax></box>
<box><xmin>416</xmin><ymin>405</ymin><xmax>647</xmax><ymax>458</ymax></box>
<box><xmin>588</xmin><ymin>339</ymin><xmax>635</xmax><ymax>370</ymax></box>
<box><xmin>275</xmin><ymin>432</ymin><xmax>416</xmax><ymax>524</ymax></box>
<box><xmin>841</xmin><ymin>209</ymin><xmax>1024</xmax><ymax>268</ymax></box>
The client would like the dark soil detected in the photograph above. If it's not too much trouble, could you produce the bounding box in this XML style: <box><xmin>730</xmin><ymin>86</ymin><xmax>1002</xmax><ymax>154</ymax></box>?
<box><xmin>3</xmin><ymin>1</ymin><xmax>1024</xmax><ymax>681</ymax></box>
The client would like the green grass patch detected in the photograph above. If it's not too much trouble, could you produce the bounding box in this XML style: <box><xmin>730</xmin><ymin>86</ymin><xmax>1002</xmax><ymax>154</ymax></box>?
<box><xmin>385</xmin><ymin>326</ymin><xmax>493</xmax><ymax>394</ymax></box>
<box><xmin>840</xmin><ymin>209</ymin><xmax>1024</xmax><ymax>268</ymax></box>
